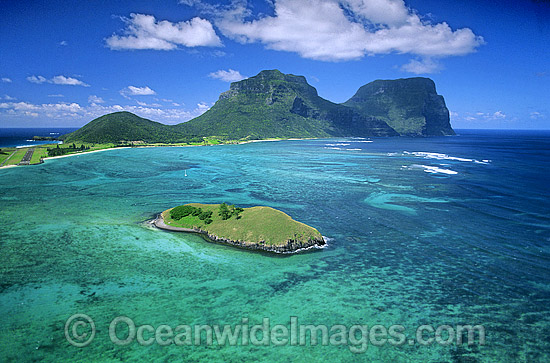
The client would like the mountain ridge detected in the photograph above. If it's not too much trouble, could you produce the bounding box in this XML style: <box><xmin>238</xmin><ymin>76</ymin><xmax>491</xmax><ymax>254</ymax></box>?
<box><xmin>61</xmin><ymin>70</ymin><xmax>454</xmax><ymax>143</ymax></box>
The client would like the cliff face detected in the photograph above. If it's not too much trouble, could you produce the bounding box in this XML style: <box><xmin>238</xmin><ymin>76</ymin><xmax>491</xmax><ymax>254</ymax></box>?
<box><xmin>177</xmin><ymin>70</ymin><xmax>398</xmax><ymax>139</ymax></box>
<box><xmin>343</xmin><ymin>77</ymin><xmax>455</xmax><ymax>136</ymax></box>
<box><xmin>63</xmin><ymin>71</ymin><xmax>455</xmax><ymax>144</ymax></box>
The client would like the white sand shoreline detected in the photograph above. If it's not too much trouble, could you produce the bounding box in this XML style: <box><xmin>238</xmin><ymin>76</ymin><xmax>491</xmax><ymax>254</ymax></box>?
<box><xmin>41</xmin><ymin>147</ymin><xmax>132</xmax><ymax>161</ymax></box>
<box><xmin>0</xmin><ymin>137</ymin><xmax>314</xmax><ymax>169</ymax></box>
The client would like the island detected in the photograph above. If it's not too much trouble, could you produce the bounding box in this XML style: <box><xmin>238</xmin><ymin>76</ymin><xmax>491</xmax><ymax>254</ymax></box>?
<box><xmin>153</xmin><ymin>203</ymin><xmax>325</xmax><ymax>253</ymax></box>
<box><xmin>1</xmin><ymin>70</ymin><xmax>455</xmax><ymax>169</ymax></box>
<box><xmin>60</xmin><ymin>70</ymin><xmax>454</xmax><ymax>145</ymax></box>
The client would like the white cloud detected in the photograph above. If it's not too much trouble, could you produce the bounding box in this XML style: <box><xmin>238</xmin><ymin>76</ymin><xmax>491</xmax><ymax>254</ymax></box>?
<box><xmin>59</xmin><ymin>40</ymin><xmax>68</xmax><ymax>46</ymax></box>
<box><xmin>1</xmin><ymin>77</ymin><xmax>12</xmax><ymax>83</ymax></box>
<box><xmin>196</xmin><ymin>102</ymin><xmax>211</xmax><ymax>112</ymax></box>
<box><xmin>459</xmin><ymin>111</ymin><xmax>508</xmax><ymax>123</ymax></box>
<box><xmin>48</xmin><ymin>94</ymin><xmax>64</xmax><ymax>98</ymax></box>
<box><xmin>120</xmin><ymin>86</ymin><xmax>157</xmax><ymax>97</ymax></box>
<box><xmin>492</xmin><ymin>111</ymin><xmax>506</xmax><ymax>119</ymax></box>
<box><xmin>0</xmin><ymin>99</ymin><xmax>209</xmax><ymax>125</ymax></box>
<box><xmin>88</xmin><ymin>95</ymin><xmax>105</xmax><ymax>104</ymax></box>
<box><xmin>401</xmin><ymin>58</ymin><xmax>441</xmax><ymax>74</ymax></box>
<box><xmin>136</xmin><ymin>100</ymin><xmax>162</xmax><ymax>107</ymax></box>
<box><xmin>530</xmin><ymin>111</ymin><xmax>545</xmax><ymax>119</ymax></box>
<box><xmin>213</xmin><ymin>0</ymin><xmax>483</xmax><ymax>68</ymax></box>
<box><xmin>26</xmin><ymin>75</ymin><xmax>90</xmax><ymax>87</ymax></box>
<box><xmin>51</xmin><ymin>75</ymin><xmax>90</xmax><ymax>86</ymax></box>
<box><xmin>208</xmin><ymin>69</ymin><xmax>245</xmax><ymax>82</ymax></box>
<box><xmin>27</xmin><ymin>75</ymin><xmax>47</xmax><ymax>84</ymax></box>
<box><xmin>106</xmin><ymin>13</ymin><xmax>222</xmax><ymax>50</ymax></box>
<box><xmin>1</xmin><ymin>95</ymin><xmax>16</xmax><ymax>101</ymax></box>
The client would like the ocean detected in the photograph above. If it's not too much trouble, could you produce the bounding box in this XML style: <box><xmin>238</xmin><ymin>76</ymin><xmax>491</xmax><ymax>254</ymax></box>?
<box><xmin>0</xmin><ymin>129</ymin><xmax>549</xmax><ymax>362</ymax></box>
<box><xmin>0</xmin><ymin>128</ymin><xmax>78</xmax><ymax>148</ymax></box>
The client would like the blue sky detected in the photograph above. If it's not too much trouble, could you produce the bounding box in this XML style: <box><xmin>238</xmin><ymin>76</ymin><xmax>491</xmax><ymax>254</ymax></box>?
<box><xmin>0</xmin><ymin>0</ymin><xmax>548</xmax><ymax>129</ymax></box>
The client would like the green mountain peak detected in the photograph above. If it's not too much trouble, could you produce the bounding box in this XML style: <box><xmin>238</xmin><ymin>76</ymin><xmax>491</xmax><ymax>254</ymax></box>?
<box><xmin>61</xmin><ymin>70</ymin><xmax>454</xmax><ymax>144</ymax></box>
<box><xmin>343</xmin><ymin>77</ymin><xmax>455</xmax><ymax>136</ymax></box>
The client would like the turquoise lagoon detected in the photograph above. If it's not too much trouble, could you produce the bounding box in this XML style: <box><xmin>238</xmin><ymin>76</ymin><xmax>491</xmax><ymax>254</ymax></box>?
<box><xmin>0</xmin><ymin>130</ymin><xmax>549</xmax><ymax>362</ymax></box>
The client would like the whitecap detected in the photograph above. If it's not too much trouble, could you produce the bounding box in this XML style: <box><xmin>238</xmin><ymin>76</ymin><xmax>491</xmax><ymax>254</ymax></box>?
<box><xmin>404</xmin><ymin>151</ymin><xmax>490</xmax><ymax>164</ymax></box>
<box><xmin>416</xmin><ymin>165</ymin><xmax>458</xmax><ymax>175</ymax></box>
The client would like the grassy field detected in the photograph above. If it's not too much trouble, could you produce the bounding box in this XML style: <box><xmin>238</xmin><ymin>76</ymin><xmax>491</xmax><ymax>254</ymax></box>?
<box><xmin>4</xmin><ymin>148</ymin><xmax>27</xmax><ymax>166</ymax></box>
<box><xmin>0</xmin><ymin>148</ymin><xmax>16</xmax><ymax>165</ymax></box>
<box><xmin>162</xmin><ymin>203</ymin><xmax>322</xmax><ymax>246</ymax></box>
<box><xmin>30</xmin><ymin>147</ymin><xmax>49</xmax><ymax>164</ymax></box>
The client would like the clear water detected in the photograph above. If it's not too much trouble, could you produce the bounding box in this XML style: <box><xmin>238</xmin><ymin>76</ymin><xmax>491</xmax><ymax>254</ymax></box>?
<box><xmin>0</xmin><ymin>130</ymin><xmax>549</xmax><ymax>362</ymax></box>
<box><xmin>0</xmin><ymin>128</ymin><xmax>77</xmax><ymax>148</ymax></box>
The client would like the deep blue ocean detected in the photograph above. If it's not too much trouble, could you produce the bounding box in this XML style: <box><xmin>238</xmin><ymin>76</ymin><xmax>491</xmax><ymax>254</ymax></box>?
<box><xmin>0</xmin><ymin>129</ymin><xmax>549</xmax><ymax>362</ymax></box>
<box><xmin>0</xmin><ymin>128</ymin><xmax>77</xmax><ymax>147</ymax></box>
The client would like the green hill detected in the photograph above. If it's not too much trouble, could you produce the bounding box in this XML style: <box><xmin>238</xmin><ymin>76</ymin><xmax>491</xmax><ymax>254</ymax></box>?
<box><xmin>176</xmin><ymin>70</ymin><xmax>398</xmax><ymax>139</ymax></box>
<box><xmin>343</xmin><ymin>77</ymin><xmax>455</xmax><ymax>136</ymax></box>
<box><xmin>60</xmin><ymin>111</ymin><xmax>192</xmax><ymax>144</ymax></box>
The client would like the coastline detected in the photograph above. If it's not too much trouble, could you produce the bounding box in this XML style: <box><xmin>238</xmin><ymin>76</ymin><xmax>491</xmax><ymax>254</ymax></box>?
<box><xmin>0</xmin><ymin>137</ymin><xmax>315</xmax><ymax>169</ymax></box>
<box><xmin>152</xmin><ymin>211</ymin><xmax>326</xmax><ymax>254</ymax></box>
<box><xmin>41</xmin><ymin>147</ymin><xmax>132</xmax><ymax>161</ymax></box>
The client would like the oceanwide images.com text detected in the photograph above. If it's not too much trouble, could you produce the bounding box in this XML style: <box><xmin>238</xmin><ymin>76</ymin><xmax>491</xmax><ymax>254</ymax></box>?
<box><xmin>65</xmin><ymin>314</ymin><xmax>486</xmax><ymax>353</ymax></box>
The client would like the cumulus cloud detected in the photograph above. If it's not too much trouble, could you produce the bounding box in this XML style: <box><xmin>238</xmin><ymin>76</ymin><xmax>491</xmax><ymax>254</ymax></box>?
<box><xmin>51</xmin><ymin>75</ymin><xmax>90</xmax><ymax>86</ymax></box>
<box><xmin>208</xmin><ymin>69</ymin><xmax>245</xmax><ymax>82</ymax></box>
<box><xmin>401</xmin><ymin>58</ymin><xmax>442</xmax><ymax>74</ymax></box>
<box><xmin>1</xmin><ymin>77</ymin><xmax>12</xmax><ymax>83</ymax></box>
<box><xmin>0</xmin><ymin>99</ymin><xmax>209</xmax><ymax>125</ymax></box>
<box><xmin>211</xmin><ymin>0</ymin><xmax>483</xmax><ymax>70</ymax></box>
<box><xmin>530</xmin><ymin>111</ymin><xmax>545</xmax><ymax>119</ymax></box>
<box><xmin>1</xmin><ymin>95</ymin><xmax>16</xmax><ymax>100</ymax></box>
<box><xmin>26</xmin><ymin>75</ymin><xmax>90</xmax><ymax>87</ymax></box>
<box><xmin>196</xmin><ymin>102</ymin><xmax>211</xmax><ymax>112</ymax></box>
<box><xmin>106</xmin><ymin>13</ymin><xmax>222</xmax><ymax>50</ymax></box>
<box><xmin>27</xmin><ymin>75</ymin><xmax>47</xmax><ymax>84</ymax></box>
<box><xmin>88</xmin><ymin>95</ymin><xmax>105</xmax><ymax>104</ymax></box>
<box><xmin>458</xmin><ymin>111</ymin><xmax>509</xmax><ymax>123</ymax></box>
<box><xmin>120</xmin><ymin>86</ymin><xmax>157</xmax><ymax>97</ymax></box>
<box><xmin>492</xmin><ymin>111</ymin><xmax>506</xmax><ymax>119</ymax></box>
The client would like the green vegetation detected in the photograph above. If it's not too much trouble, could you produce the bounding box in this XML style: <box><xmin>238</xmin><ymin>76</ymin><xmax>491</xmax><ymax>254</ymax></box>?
<box><xmin>217</xmin><ymin>202</ymin><xmax>244</xmax><ymax>220</ymax></box>
<box><xmin>32</xmin><ymin>136</ymin><xmax>57</xmax><ymax>141</ymax></box>
<box><xmin>176</xmin><ymin>70</ymin><xmax>397</xmax><ymax>139</ymax></box>
<box><xmin>4</xmin><ymin>149</ymin><xmax>27</xmax><ymax>166</ymax></box>
<box><xmin>30</xmin><ymin>147</ymin><xmax>48</xmax><ymax>164</ymax></box>
<box><xmin>46</xmin><ymin>143</ymin><xmax>90</xmax><ymax>157</ymax></box>
<box><xmin>162</xmin><ymin>203</ymin><xmax>323</xmax><ymax>247</ymax></box>
<box><xmin>0</xmin><ymin>148</ymin><xmax>14</xmax><ymax>165</ymax></box>
<box><xmin>60</xmin><ymin>111</ymin><xmax>204</xmax><ymax>144</ymax></box>
<box><xmin>55</xmin><ymin>71</ymin><xmax>454</xmax><ymax>145</ymax></box>
<box><xmin>343</xmin><ymin>77</ymin><xmax>455</xmax><ymax>136</ymax></box>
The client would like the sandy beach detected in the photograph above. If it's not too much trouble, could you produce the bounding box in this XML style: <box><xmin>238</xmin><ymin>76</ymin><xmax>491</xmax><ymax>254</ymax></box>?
<box><xmin>41</xmin><ymin>147</ymin><xmax>132</xmax><ymax>162</ymax></box>
<box><xmin>1</xmin><ymin>137</ymin><xmax>313</xmax><ymax>169</ymax></box>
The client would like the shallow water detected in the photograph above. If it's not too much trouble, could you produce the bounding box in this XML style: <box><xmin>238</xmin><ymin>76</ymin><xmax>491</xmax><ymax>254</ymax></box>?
<box><xmin>1</xmin><ymin>130</ymin><xmax>549</xmax><ymax>362</ymax></box>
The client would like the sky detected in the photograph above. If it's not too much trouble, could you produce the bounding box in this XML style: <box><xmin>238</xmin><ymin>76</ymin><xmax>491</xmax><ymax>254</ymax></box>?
<box><xmin>0</xmin><ymin>0</ymin><xmax>549</xmax><ymax>129</ymax></box>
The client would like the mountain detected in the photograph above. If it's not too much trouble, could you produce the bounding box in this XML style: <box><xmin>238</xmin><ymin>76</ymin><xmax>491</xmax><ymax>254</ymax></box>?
<box><xmin>60</xmin><ymin>111</ymin><xmax>191</xmax><ymax>144</ymax></box>
<box><xmin>175</xmin><ymin>70</ymin><xmax>398</xmax><ymax>139</ymax></box>
<box><xmin>61</xmin><ymin>70</ymin><xmax>455</xmax><ymax>143</ymax></box>
<box><xmin>343</xmin><ymin>77</ymin><xmax>455</xmax><ymax>136</ymax></box>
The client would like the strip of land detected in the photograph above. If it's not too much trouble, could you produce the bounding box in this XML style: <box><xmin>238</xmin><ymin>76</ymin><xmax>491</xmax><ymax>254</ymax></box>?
<box><xmin>0</xmin><ymin>137</ymin><xmax>311</xmax><ymax>170</ymax></box>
